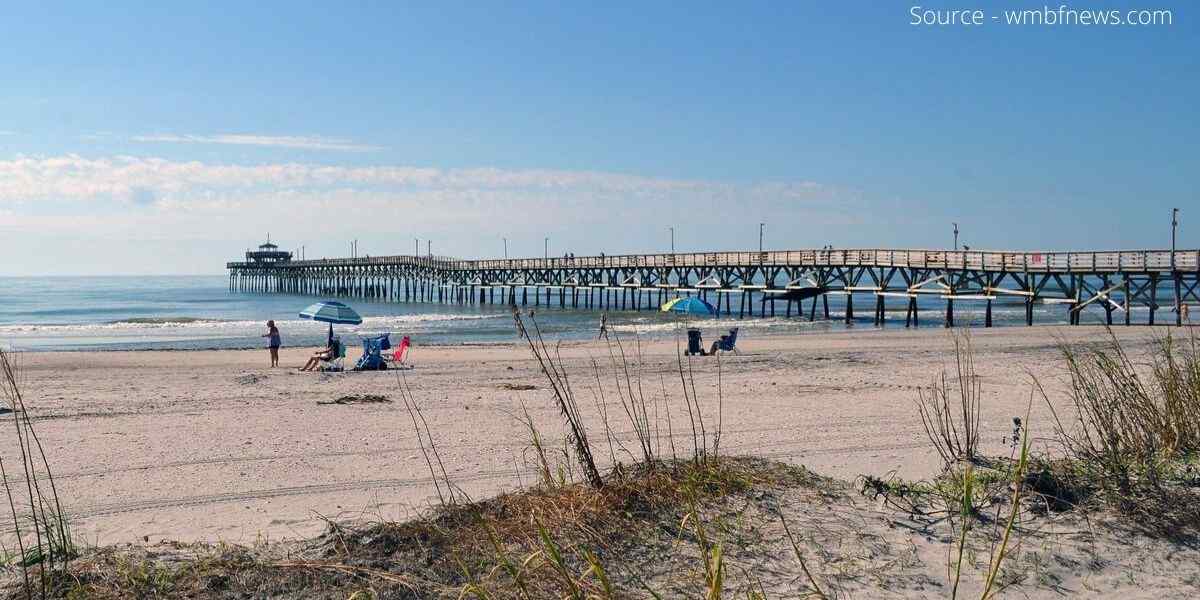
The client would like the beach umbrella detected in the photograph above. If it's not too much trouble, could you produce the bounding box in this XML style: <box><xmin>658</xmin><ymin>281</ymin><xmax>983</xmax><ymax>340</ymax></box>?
<box><xmin>660</xmin><ymin>296</ymin><xmax>716</xmax><ymax>316</ymax></box>
<box><xmin>299</xmin><ymin>301</ymin><xmax>363</xmax><ymax>343</ymax></box>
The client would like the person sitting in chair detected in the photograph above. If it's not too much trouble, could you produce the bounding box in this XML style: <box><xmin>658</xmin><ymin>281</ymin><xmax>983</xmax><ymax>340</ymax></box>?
<box><xmin>708</xmin><ymin>328</ymin><xmax>740</xmax><ymax>355</ymax></box>
<box><xmin>300</xmin><ymin>338</ymin><xmax>339</xmax><ymax>372</ymax></box>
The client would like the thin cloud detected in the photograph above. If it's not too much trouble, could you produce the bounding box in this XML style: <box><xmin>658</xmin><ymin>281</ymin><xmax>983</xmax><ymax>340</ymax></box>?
<box><xmin>0</xmin><ymin>155</ymin><xmax>844</xmax><ymax>202</ymax></box>
<box><xmin>131</xmin><ymin>133</ymin><xmax>382</xmax><ymax>152</ymax></box>
<box><xmin>0</xmin><ymin>155</ymin><xmax>860</xmax><ymax>250</ymax></box>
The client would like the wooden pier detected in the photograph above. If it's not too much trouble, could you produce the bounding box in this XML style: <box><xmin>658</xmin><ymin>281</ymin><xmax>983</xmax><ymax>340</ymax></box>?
<box><xmin>228</xmin><ymin>246</ymin><xmax>1200</xmax><ymax>327</ymax></box>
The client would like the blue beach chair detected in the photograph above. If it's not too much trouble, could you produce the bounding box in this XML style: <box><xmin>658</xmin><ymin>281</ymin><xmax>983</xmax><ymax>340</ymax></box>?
<box><xmin>712</xmin><ymin>327</ymin><xmax>740</xmax><ymax>354</ymax></box>
<box><xmin>354</xmin><ymin>333</ymin><xmax>391</xmax><ymax>371</ymax></box>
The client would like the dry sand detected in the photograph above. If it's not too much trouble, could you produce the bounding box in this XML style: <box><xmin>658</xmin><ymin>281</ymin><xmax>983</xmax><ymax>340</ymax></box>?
<box><xmin>3</xmin><ymin>325</ymin><xmax>1148</xmax><ymax>548</ymax></box>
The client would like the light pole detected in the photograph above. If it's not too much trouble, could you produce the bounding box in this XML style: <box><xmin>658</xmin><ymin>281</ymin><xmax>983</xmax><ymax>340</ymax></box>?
<box><xmin>758</xmin><ymin>223</ymin><xmax>764</xmax><ymax>254</ymax></box>
<box><xmin>503</xmin><ymin>237</ymin><xmax>508</xmax><ymax>259</ymax></box>
<box><xmin>414</xmin><ymin>238</ymin><xmax>419</xmax><ymax>257</ymax></box>
<box><xmin>544</xmin><ymin>237</ymin><xmax>549</xmax><ymax>260</ymax></box>
<box><xmin>1172</xmin><ymin>208</ymin><xmax>1179</xmax><ymax>270</ymax></box>
<box><xmin>953</xmin><ymin>223</ymin><xmax>959</xmax><ymax>250</ymax></box>
<box><xmin>427</xmin><ymin>240</ymin><xmax>431</xmax><ymax>258</ymax></box>
<box><xmin>670</xmin><ymin>226</ymin><xmax>675</xmax><ymax>253</ymax></box>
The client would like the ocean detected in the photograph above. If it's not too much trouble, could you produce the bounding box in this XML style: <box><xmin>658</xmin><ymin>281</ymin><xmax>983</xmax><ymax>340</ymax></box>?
<box><xmin>0</xmin><ymin>276</ymin><xmax>1079</xmax><ymax>352</ymax></box>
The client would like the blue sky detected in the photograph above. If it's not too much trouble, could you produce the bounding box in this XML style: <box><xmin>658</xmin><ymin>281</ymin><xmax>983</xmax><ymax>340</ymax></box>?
<box><xmin>0</xmin><ymin>1</ymin><xmax>1195</xmax><ymax>275</ymax></box>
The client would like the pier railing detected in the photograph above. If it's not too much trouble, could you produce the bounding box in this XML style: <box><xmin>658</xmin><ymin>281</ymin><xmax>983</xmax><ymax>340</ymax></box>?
<box><xmin>229</xmin><ymin>249</ymin><xmax>1200</xmax><ymax>273</ymax></box>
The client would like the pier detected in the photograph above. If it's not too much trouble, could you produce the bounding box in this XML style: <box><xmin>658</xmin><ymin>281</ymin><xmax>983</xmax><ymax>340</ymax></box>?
<box><xmin>228</xmin><ymin>245</ymin><xmax>1200</xmax><ymax>327</ymax></box>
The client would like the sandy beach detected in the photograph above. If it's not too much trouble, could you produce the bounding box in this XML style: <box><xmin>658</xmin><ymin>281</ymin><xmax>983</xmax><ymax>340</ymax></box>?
<box><xmin>2</xmin><ymin>324</ymin><xmax>1156</xmax><ymax>547</ymax></box>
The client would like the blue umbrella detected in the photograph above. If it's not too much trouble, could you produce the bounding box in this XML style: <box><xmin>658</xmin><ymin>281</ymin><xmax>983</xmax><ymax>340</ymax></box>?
<box><xmin>299</xmin><ymin>301</ymin><xmax>363</xmax><ymax>343</ymax></box>
<box><xmin>661</xmin><ymin>296</ymin><xmax>717</xmax><ymax>316</ymax></box>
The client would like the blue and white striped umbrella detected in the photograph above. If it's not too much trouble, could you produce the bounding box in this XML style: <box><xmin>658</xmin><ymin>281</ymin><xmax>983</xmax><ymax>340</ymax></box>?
<box><xmin>299</xmin><ymin>301</ymin><xmax>363</xmax><ymax>325</ymax></box>
<box><xmin>299</xmin><ymin>301</ymin><xmax>363</xmax><ymax>343</ymax></box>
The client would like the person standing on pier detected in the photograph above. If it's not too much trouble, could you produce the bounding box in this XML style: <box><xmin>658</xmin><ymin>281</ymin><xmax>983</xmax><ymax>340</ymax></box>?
<box><xmin>263</xmin><ymin>320</ymin><xmax>281</xmax><ymax>367</ymax></box>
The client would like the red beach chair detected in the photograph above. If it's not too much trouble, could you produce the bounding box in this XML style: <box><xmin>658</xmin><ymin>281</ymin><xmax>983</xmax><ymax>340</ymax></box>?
<box><xmin>385</xmin><ymin>335</ymin><xmax>411</xmax><ymax>366</ymax></box>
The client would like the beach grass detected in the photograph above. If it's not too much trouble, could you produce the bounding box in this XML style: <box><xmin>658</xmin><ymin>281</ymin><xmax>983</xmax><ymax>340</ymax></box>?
<box><xmin>1033</xmin><ymin>327</ymin><xmax>1200</xmax><ymax>534</ymax></box>
<box><xmin>0</xmin><ymin>348</ymin><xmax>77</xmax><ymax>599</ymax></box>
<box><xmin>18</xmin><ymin>456</ymin><xmax>819</xmax><ymax>599</ymax></box>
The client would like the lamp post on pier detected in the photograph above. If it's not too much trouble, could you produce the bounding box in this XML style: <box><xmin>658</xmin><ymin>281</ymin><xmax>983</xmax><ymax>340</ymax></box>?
<box><xmin>953</xmin><ymin>223</ymin><xmax>959</xmax><ymax>250</ymax></box>
<box><xmin>503</xmin><ymin>237</ymin><xmax>508</xmax><ymax>259</ymax></box>
<box><xmin>1172</xmin><ymin>208</ymin><xmax>1179</xmax><ymax>270</ymax></box>
<box><xmin>670</xmin><ymin>226</ymin><xmax>675</xmax><ymax>254</ymax></box>
<box><xmin>758</xmin><ymin>223</ymin><xmax>764</xmax><ymax>253</ymax></box>
<box><xmin>544</xmin><ymin>237</ymin><xmax>549</xmax><ymax>261</ymax></box>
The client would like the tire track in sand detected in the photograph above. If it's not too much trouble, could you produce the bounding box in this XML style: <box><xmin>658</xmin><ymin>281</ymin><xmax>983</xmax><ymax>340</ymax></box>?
<box><xmin>42</xmin><ymin>437</ymin><xmax>934</xmax><ymax>526</ymax></box>
<box><xmin>2</xmin><ymin>470</ymin><xmax>517</xmax><ymax>533</ymax></box>
<box><xmin>22</xmin><ymin>418</ymin><xmax>919</xmax><ymax>483</ymax></box>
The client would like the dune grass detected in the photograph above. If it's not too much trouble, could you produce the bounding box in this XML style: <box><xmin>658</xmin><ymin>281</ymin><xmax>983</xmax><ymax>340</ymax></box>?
<box><xmin>916</xmin><ymin>332</ymin><xmax>982</xmax><ymax>469</ymax></box>
<box><xmin>23</xmin><ymin>456</ymin><xmax>818</xmax><ymax>599</ymax></box>
<box><xmin>0</xmin><ymin>348</ymin><xmax>77</xmax><ymax>600</ymax></box>
<box><xmin>1035</xmin><ymin>328</ymin><xmax>1200</xmax><ymax>534</ymax></box>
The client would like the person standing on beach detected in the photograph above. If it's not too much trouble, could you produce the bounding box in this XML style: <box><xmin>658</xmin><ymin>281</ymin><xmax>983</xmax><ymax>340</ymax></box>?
<box><xmin>263</xmin><ymin>320</ymin><xmax>281</xmax><ymax>367</ymax></box>
<box><xmin>598</xmin><ymin>313</ymin><xmax>608</xmax><ymax>340</ymax></box>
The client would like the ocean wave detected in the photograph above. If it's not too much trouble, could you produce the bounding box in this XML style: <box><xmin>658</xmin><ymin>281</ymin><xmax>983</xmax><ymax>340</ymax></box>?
<box><xmin>0</xmin><ymin>319</ymin><xmax>252</xmax><ymax>334</ymax></box>
<box><xmin>0</xmin><ymin>312</ymin><xmax>508</xmax><ymax>334</ymax></box>
<box><xmin>108</xmin><ymin>316</ymin><xmax>229</xmax><ymax>325</ymax></box>
<box><xmin>358</xmin><ymin>313</ymin><xmax>507</xmax><ymax>325</ymax></box>
<box><xmin>608</xmin><ymin>316</ymin><xmax>810</xmax><ymax>335</ymax></box>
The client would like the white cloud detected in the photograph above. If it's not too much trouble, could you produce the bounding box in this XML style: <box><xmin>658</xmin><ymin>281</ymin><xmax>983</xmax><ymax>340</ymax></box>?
<box><xmin>131</xmin><ymin>133</ymin><xmax>382</xmax><ymax>152</ymax></box>
<box><xmin>0</xmin><ymin>155</ymin><xmax>861</xmax><ymax>269</ymax></box>
<box><xmin>0</xmin><ymin>155</ymin><xmax>846</xmax><ymax>205</ymax></box>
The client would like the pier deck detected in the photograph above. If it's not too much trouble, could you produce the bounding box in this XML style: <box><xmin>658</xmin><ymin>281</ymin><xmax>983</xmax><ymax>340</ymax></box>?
<box><xmin>228</xmin><ymin>248</ymin><xmax>1200</xmax><ymax>327</ymax></box>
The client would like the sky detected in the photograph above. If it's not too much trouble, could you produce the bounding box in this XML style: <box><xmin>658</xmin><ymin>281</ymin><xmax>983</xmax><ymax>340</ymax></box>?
<box><xmin>0</xmin><ymin>1</ymin><xmax>1196</xmax><ymax>275</ymax></box>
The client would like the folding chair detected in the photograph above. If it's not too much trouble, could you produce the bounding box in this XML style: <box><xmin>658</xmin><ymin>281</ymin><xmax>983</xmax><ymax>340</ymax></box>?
<box><xmin>318</xmin><ymin>338</ymin><xmax>347</xmax><ymax>371</ymax></box>
<box><xmin>385</xmin><ymin>335</ymin><xmax>411</xmax><ymax>366</ymax></box>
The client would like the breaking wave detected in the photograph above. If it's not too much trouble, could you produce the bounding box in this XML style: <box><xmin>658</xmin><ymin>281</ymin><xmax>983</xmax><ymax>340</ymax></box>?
<box><xmin>0</xmin><ymin>312</ymin><xmax>508</xmax><ymax>335</ymax></box>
